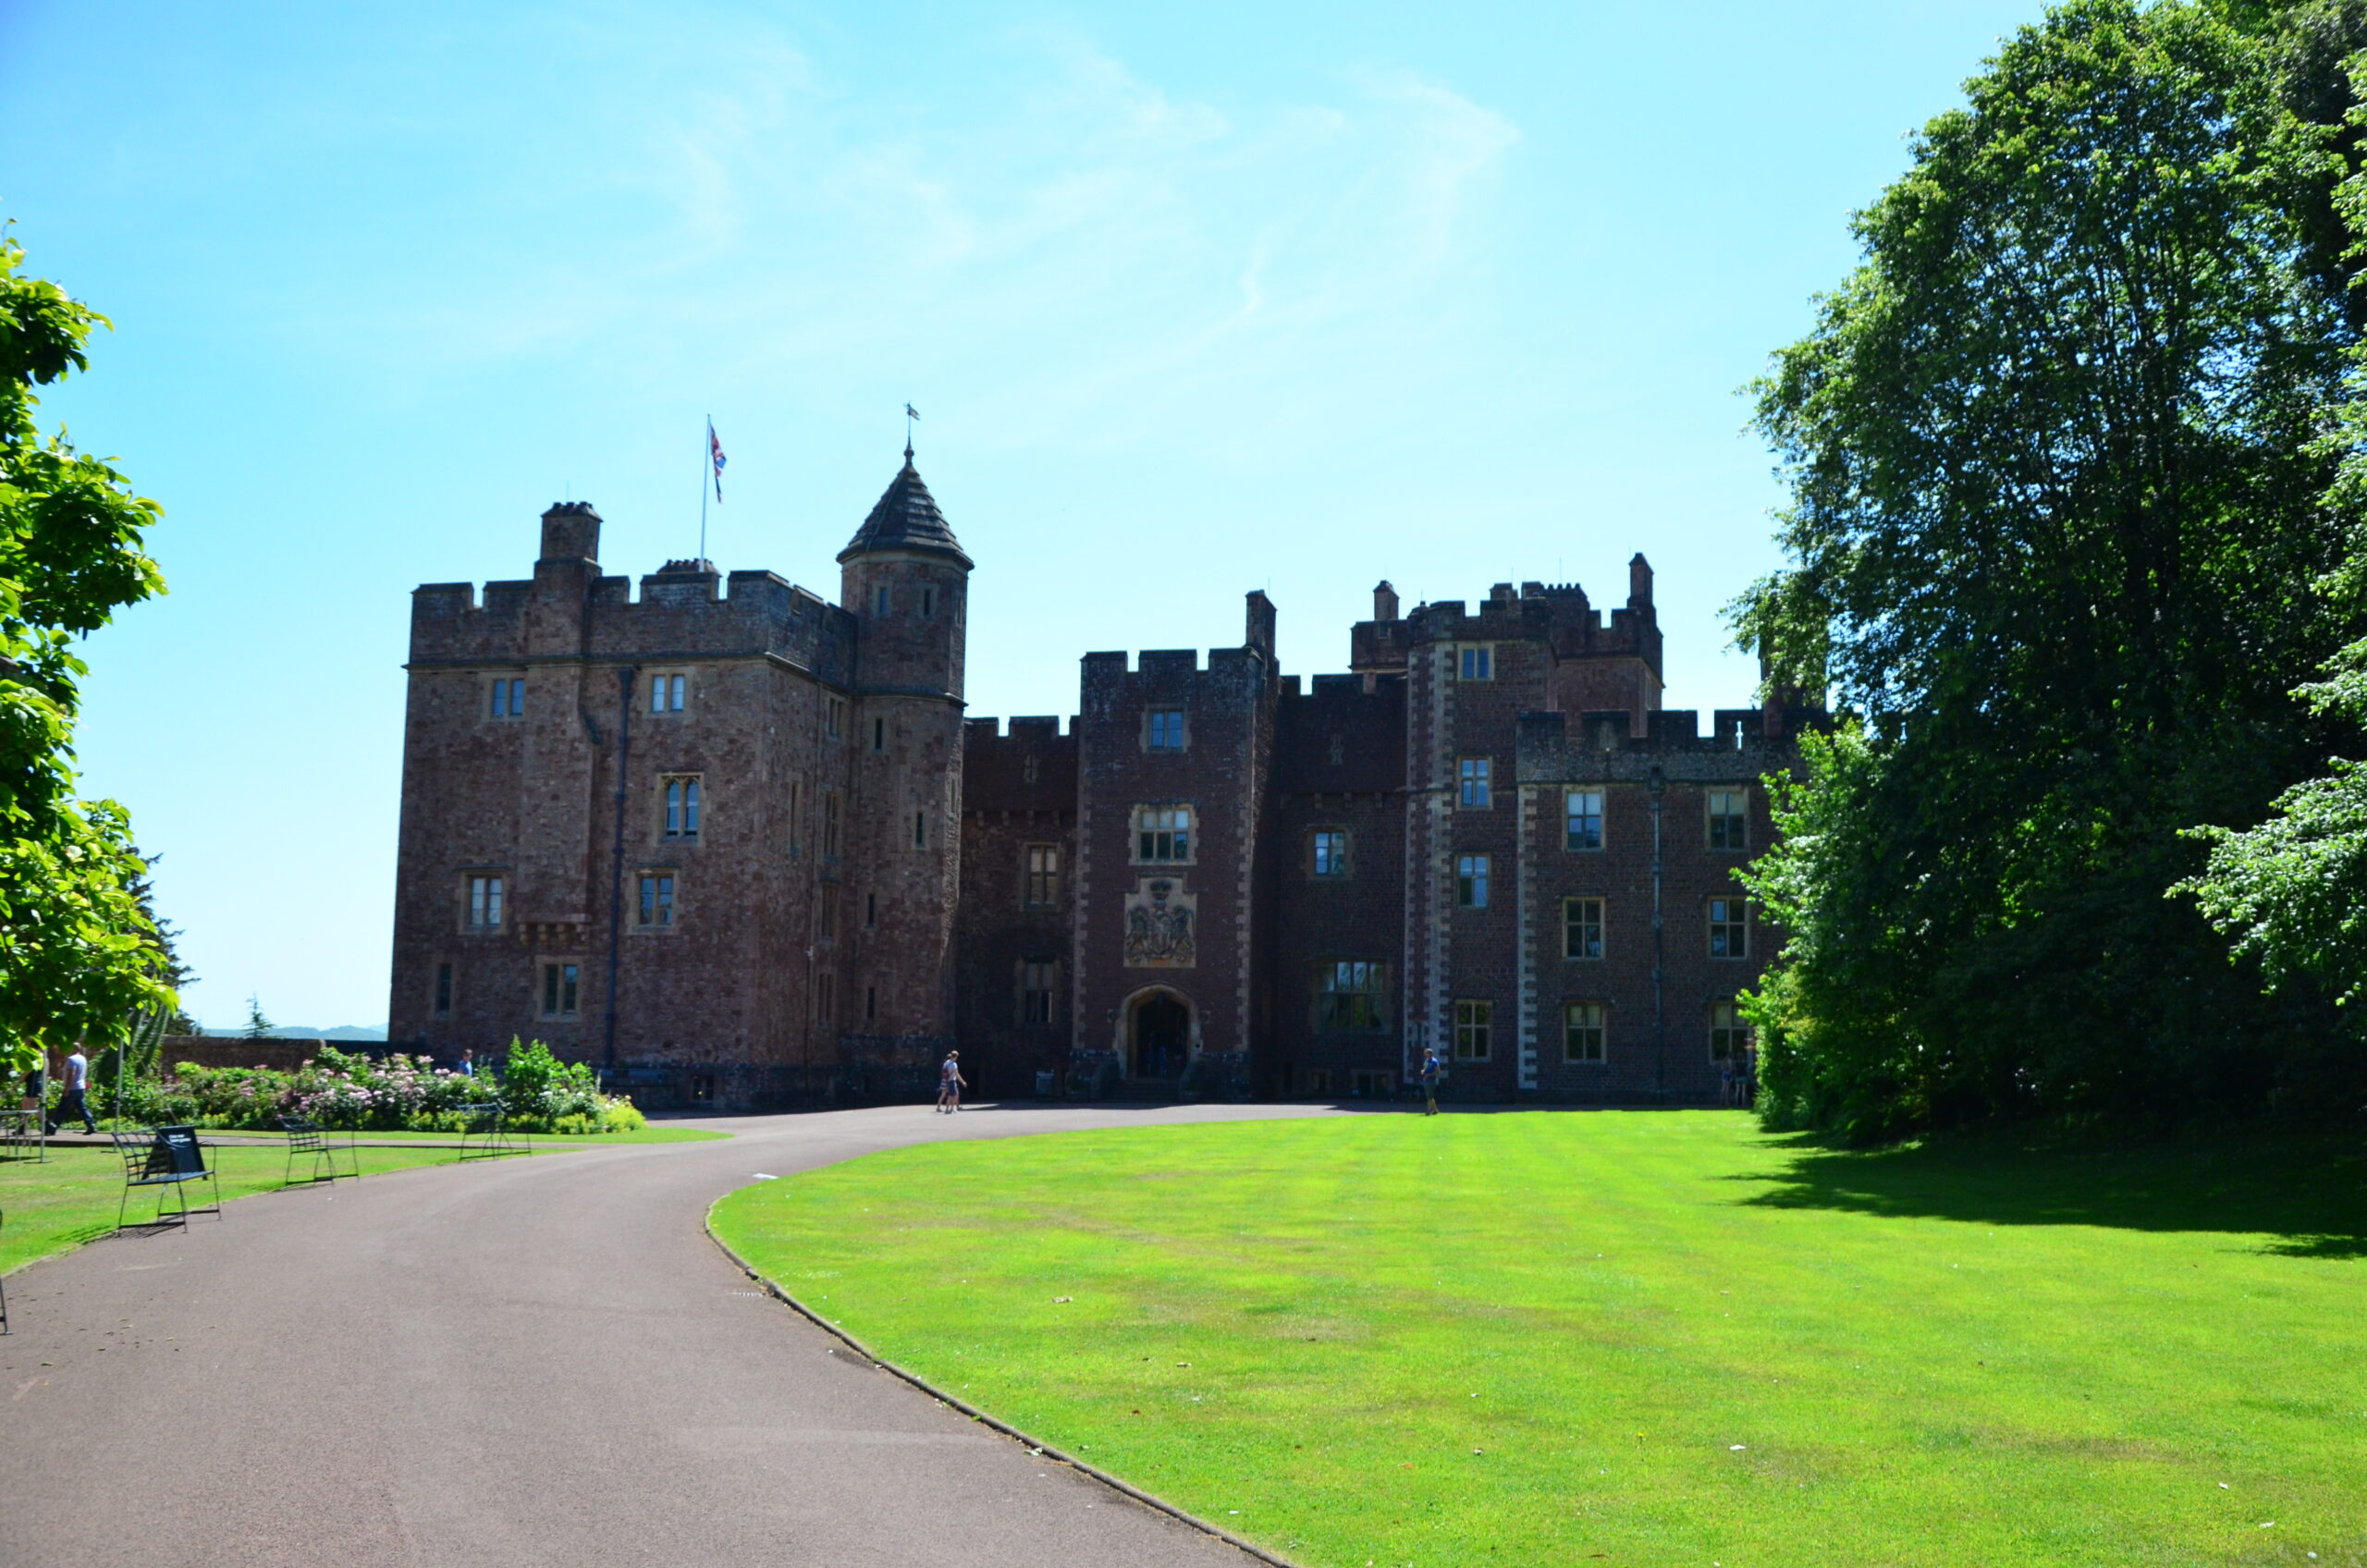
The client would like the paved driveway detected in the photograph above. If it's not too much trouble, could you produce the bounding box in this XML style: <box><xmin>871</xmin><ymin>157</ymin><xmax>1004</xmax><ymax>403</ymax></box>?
<box><xmin>0</xmin><ymin>1101</ymin><xmax>1355</xmax><ymax>1567</ymax></box>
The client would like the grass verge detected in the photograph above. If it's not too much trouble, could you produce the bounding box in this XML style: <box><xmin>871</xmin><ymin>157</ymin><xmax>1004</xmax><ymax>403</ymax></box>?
<box><xmin>710</xmin><ymin>1111</ymin><xmax>2367</xmax><ymax>1568</ymax></box>
<box><xmin>1</xmin><ymin>1140</ymin><xmax>571</xmax><ymax>1275</ymax></box>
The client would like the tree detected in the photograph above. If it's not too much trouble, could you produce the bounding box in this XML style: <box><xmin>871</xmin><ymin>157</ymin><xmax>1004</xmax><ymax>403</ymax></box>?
<box><xmin>1739</xmin><ymin>0</ymin><xmax>2360</xmax><ymax>1138</ymax></box>
<box><xmin>243</xmin><ymin>995</ymin><xmax>272</xmax><ymax>1041</ymax></box>
<box><xmin>0</xmin><ymin>228</ymin><xmax>174</xmax><ymax>1078</ymax></box>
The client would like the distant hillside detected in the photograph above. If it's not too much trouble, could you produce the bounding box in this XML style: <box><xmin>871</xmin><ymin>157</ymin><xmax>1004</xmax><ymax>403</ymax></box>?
<box><xmin>194</xmin><ymin>1024</ymin><xmax>387</xmax><ymax>1043</ymax></box>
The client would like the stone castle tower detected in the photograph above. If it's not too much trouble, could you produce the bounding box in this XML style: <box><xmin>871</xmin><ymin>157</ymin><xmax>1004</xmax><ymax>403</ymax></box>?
<box><xmin>387</xmin><ymin>456</ymin><xmax>972</xmax><ymax>1103</ymax></box>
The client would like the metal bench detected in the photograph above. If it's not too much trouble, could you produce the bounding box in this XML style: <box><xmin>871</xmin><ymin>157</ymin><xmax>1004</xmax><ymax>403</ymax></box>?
<box><xmin>2</xmin><ymin>1208</ymin><xmax>10</xmax><ymax>1333</ymax></box>
<box><xmin>109</xmin><ymin>1125</ymin><xmax>222</xmax><ymax>1232</ymax></box>
<box><xmin>456</xmin><ymin>1101</ymin><xmax>527</xmax><ymax>1161</ymax></box>
<box><xmin>277</xmin><ymin>1116</ymin><xmax>359</xmax><ymax>1185</ymax></box>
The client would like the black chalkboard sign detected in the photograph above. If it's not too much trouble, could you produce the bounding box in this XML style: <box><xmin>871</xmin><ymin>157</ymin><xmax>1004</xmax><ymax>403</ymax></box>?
<box><xmin>153</xmin><ymin>1125</ymin><xmax>206</xmax><ymax>1176</ymax></box>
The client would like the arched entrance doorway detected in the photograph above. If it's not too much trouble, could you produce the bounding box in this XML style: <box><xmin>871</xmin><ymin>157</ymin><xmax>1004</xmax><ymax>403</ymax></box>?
<box><xmin>1129</xmin><ymin>991</ymin><xmax>1192</xmax><ymax>1081</ymax></box>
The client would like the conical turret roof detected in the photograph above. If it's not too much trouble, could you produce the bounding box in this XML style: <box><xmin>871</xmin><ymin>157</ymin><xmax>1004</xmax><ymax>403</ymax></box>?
<box><xmin>839</xmin><ymin>452</ymin><xmax>972</xmax><ymax>568</ymax></box>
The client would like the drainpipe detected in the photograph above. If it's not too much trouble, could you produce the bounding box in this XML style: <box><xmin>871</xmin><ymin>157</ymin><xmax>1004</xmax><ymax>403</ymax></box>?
<box><xmin>602</xmin><ymin>665</ymin><xmax>638</xmax><ymax>1071</ymax></box>
<box><xmin>1650</xmin><ymin>767</ymin><xmax>1666</xmax><ymax>1103</ymax></box>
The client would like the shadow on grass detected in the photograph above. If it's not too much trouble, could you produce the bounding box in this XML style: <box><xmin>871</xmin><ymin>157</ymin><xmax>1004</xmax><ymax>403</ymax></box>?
<box><xmin>1742</xmin><ymin>1128</ymin><xmax>2367</xmax><ymax>1259</ymax></box>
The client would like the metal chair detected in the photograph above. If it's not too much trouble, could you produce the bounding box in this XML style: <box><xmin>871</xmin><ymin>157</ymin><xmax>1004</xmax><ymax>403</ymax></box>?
<box><xmin>276</xmin><ymin>1117</ymin><xmax>359</xmax><ymax>1185</ymax></box>
<box><xmin>456</xmin><ymin>1101</ymin><xmax>526</xmax><ymax>1160</ymax></box>
<box><xmin>110</xmin><ymin>1125</ymin><xmax>222</xmax><ymax>1232</ymax></box>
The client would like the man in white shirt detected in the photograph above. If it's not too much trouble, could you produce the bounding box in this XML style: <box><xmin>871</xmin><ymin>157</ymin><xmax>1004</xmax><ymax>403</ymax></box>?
<box><xmin>46</xmin><ymin>1042</ymin><xmax>96</xmax><ymax>1134</ymax></box>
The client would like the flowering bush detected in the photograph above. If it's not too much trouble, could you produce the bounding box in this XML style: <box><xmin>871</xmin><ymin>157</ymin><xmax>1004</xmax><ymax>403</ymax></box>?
<box><xmin>169</xmin><ymin>1041</ymin><xmax>644</xmax><ymax>1133</ymax></box>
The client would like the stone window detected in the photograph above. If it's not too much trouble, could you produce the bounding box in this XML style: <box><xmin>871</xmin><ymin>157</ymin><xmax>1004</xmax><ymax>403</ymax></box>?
<box><xmin>539</xmin><ymin>962</ymin><xmax>580</xmax><ymax>1020</ymax></box>
<box><xmin>1564</xmin><ymin>1000</ymin><xmax>1606</xmax><ymax>1063</ymax></box>
<box><xmin>874</xmin><ymin>584</ymin><xmax>890</xmax><ymax>615</ymax></box>
<box><xmin>921</xmin><ymin>586</ymin><xmax>936</xmax><ymax>618</ymax></box>
<box><xmin>865</xmin><ymin>891</ymin><xmax>877</xmax><ymax>929</ymax></box>
<box><xmin>1456</xmin><ymin>853</ymin><xmax>1490</xmax><ymax>909</ymax></box>
<box><xmin>662</xmin><ymin>776</ymin><xmax>702</xmax><ymax>839</ymax></box>
<box><xmin>1563</xmin><ymin>897</ymin><xmax>1603</xmax><ymax>960</ymax></box>
<box><xmin>1711</xmin><ymin>999</ymin><xmax>1753</xmax><ymax>1061</ymax></box>
<box><xmin>1458</xmin><ymin>756</ymin><xmax>1491</xmax><ymax>809</ymax></box>
<box><xmin>488</xmin><ymin>677</ymin><xmax>524</xmax><ymax>718</ymax></box>
<box><xmin>434</xmin><ymin>962</ymin><xmax>453</xmax><ymax>1018</ymax></box>
<box><xmin>817</xmin><ymin>883</ymin><xmax>840</xmax><ymax>943</ymax></box>
<box><xmin>1708</xmin><ymin>788</ymin><xmax>1749</xmax><ymax>851</ymax></box>
<box><xmin>1147</xmin><ymin>708</ymin><xmax>1186</xmax><ymax>752</ymax></box>
<box><xmin>1311</xmin><ymin>829</ymin><xmax>1348</xmax><ymax>878</ymax></box>
<box><xmin>1709</xmin><ymin>896</ymin><xmax>1749</xmax><ymax>959</ymax></box>
<box><xmin>1453</xmin><ymin>999</ymin><xmax>1492</xmax><ymax>1060</ymax></box>
<box><xmin>649</xmin><ymin>673</ymin><xmax>686</xmax><ymax>714</ymax></box>
<box><xmin>872</xmin><ymin>716</ymin><xmax>887</xmax><ymax>753</ymax></box>
<box><xmin>1318</xmin><ymin>961</ymin><xmax>1386</xmax><ymax>1031</ymax></box>
<box><xmin>815</xmin><ymin>972</ymin><xmax>835</xmax><ymax>1025</ymax></box>
<box><xmin>789</xmin><ymin>779</ymin><xmax>803</xmax><ymax>858</ymax></box>
<box><xmin>913</xmin><ymin>809</ymin><xmax>927</xmax><ymax>850</ymax></box>
<box><xmin>1565</xmin><ymin>789</ymin><xmax>1604</xmax><ymax>851</ymax></box>
<box><xmin>637</xmin><ymin>873</ymin><xmax>676</xmax><ymax>928</ymax></box>
<box><xmin>1134</xmin><ymin>805</ymin><xmax>1193</xmax><ymax>864</ymax></box>
<box><xmin>865</xmin><ymin>984</ymin><xmax>878</xmax><ymax>1023</ymax></box>
<box><xmin>1458</xmin><ymin>645</ymin><xmax>1493</xmax><ymax>680</ymax></box>
<box><xmin>466</xmin><ymin>875</ymin><xmax>504</xmax><ymax>930</ymax></box>
<box><xmin>822</xmin><ymin>792</ymin><xmax>842</xmax><ymax>858</ymax></box>
<box><xmin>1024</xmin><ymin>844</ymin><xmax>1061</xmax><ymax>907</ymax></box>
<box><xmin>826</xmin><ymin>696</ymin><xmax>846</xmax><ymax>740</ymax></box>
<box><xmin>1021</xmin><ymin>960</ymin><xmax>1056</xmax><ymax>1024</ymax></box>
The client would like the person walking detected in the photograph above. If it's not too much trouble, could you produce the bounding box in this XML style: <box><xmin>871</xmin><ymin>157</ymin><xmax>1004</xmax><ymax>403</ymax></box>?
<box><xmin>47</xmin><ymin>1042</ymin><xmax>96</xmax><ymax>1136</ymax></box>
<box><xmin>1418</xmin><ymin>1047</ymin><xmax>1441</xmax><ymax>1115</ymax></box>
<box><xmin>459</xmin><ymin>1047</ymin><xmax>475</xmax><ymax>1078</ymax></box>
<box><xmin>943</xmin><ymin>1050</ymin><xmax>968</xmax><ymax>1112</ymax></box>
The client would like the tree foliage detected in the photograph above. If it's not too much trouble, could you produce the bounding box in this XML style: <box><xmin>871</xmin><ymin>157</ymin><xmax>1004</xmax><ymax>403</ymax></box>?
<box><xmin>0</xmin><ymin>229</ymin><xmax>173</xmax><ymax>1078</ymax></box>
<box><xmin>1740</xmin><ymin>0</ymin><xmax>2363</xmax><ymax>1139</ymax></box>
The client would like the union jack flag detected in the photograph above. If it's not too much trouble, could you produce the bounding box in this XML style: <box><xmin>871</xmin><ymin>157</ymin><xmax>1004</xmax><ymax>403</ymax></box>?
<box><xmin>708</xmin><ymin>420</ymin><xmax>727</xmax><ymax>502</ymax></box>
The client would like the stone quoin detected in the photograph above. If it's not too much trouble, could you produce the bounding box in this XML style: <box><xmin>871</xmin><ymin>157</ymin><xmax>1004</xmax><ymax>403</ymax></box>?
<box><xmin>388</xmin><ymin>459</ymin><xmax>1819</xmax><ymax>1108</ymax></box>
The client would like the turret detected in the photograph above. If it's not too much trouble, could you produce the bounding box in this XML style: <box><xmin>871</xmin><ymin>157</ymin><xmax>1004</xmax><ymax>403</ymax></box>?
<box><xmin>840</xmin><ymin>451</ymin><xmax>972</xmax><ymax>698</ymax></box>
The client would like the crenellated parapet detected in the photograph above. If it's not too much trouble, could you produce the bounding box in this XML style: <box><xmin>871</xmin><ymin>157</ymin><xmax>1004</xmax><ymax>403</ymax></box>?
<box><xmin>1515</xmin><ymin>706</ymin><xmax>1827</xmax><ymax>784</ymax></box>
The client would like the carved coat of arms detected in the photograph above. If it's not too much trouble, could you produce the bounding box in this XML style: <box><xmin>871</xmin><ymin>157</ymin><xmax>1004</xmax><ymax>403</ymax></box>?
<box><xmin>1123</xmin><ymin>878</ymin><xmax>1196</xmax><ymax>968</ymax></box>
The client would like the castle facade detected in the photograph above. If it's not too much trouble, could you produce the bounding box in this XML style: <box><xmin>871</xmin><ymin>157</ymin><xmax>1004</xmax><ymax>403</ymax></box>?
<box><xmin>389</xmin><ymin>458</ymin><xmax>1809</xmax><ymax>1107</ymax></box>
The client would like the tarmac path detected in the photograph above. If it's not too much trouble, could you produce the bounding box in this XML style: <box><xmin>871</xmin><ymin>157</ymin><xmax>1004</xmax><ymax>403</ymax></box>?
<box><xmin>0</xmin><ymin>1101</ymin><xmax>1355</xmax><ymax>1568</ymax></box>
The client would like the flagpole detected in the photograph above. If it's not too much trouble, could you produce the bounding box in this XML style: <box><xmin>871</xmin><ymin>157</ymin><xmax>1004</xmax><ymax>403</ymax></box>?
<box><xmin>699</xmin><ymin>417</ymin><xmax>710</xmax><ymax>563</ymax></box>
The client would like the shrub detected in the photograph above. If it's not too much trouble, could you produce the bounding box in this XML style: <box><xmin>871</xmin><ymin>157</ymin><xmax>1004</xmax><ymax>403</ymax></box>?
<box><xmin>157</xmin><ymin>1041</ymin><xmax>641</xmax><ymax>1133</ymax></box>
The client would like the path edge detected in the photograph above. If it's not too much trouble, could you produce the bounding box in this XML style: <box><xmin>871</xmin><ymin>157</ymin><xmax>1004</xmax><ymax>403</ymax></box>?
<box><xmin>703</xmin><ymin>1218</ymin><xmax>1300</xmax><ymax>1568</ymax></box>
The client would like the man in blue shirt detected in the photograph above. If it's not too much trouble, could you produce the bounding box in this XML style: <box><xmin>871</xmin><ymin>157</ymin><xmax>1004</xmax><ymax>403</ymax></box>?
<box><xmin>1418</xmin><ymin>1047</ymin><xmax>1441</xmax><ymax>1116</ymax></box>
<box><xmin>47</xmin><ymin>1043</ymin><xmax>96</xmax><ymax>1135</ymax></box>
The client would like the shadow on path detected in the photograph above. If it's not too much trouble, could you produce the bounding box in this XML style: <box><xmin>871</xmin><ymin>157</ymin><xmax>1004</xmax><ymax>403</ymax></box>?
<box><xmin>1739</xmin><ymin>1128</ymin><xmax>2367</xmax><ymax>1258</ymax></box>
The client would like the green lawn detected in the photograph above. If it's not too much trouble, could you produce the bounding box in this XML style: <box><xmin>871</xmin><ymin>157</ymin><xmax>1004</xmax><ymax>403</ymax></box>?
<box><xmin>710</xmin><ymin>1112</ymin><xmax>2367</xmax><ymax>1568</ymax></box>
<box><xmin>0</xmin><ymin>1139</ymin><xmax>571</xmax><ymax>1275</ymax></box>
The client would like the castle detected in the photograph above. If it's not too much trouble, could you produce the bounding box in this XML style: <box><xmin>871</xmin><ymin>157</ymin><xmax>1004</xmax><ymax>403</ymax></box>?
<box><xmin>388</xmin><ymin>455</ymin><xmax>1811</xmax><ymax>1107</ymax></box>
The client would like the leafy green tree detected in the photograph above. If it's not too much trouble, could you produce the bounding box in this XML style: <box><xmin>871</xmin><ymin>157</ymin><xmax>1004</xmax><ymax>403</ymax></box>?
<box><xmin>1740</xmin><ymin>0</ymin><xmax>2359</xmax><ymax>1138</ymax></box>
<box><xmin>243</xmin><ymin>994</ymin><xmax>273</xmax><ymax>1041</ymax></box>
<box><xmin>0</xmin><ymin>229</ymin><xmax>173</xmax><ymax>1078</ymax></box>
<box><xmin>2179</xmin><ymin>640</ymin><xmax>2367</xmax><ymax>1002</ymax></box>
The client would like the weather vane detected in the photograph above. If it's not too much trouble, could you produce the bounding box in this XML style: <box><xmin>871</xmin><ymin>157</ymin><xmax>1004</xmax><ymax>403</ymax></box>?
<box><xmin>904</xmin><ymin>403</ymin><xmax>919</xmax><ymax>459</ymax></box>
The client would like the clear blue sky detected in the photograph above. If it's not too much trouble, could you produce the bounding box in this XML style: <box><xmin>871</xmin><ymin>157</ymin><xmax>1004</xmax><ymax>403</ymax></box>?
<box><xmin>2</xmin><ymin>1</ymin><xmax>2033</xmax><ymax>1030</ymax></box>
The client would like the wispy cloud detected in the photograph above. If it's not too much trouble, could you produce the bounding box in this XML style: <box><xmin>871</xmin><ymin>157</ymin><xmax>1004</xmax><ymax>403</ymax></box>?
<box><xmin>268</xmin><ymin>11</ymin><xmax>1521</xmax><ymax>464</ymax></box>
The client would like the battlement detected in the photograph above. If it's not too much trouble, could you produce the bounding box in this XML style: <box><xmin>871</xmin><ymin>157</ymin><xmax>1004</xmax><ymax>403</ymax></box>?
<box><xmin>408</xmin><ymin>545</ymin><xmax>855</xmax><ymax>686</ymax></box>
<box><xmin>1515</xmin><ymin>706</ymin><xmax>1821</xmax><ymax>784</ymax></box>
<box><xmin>963</xmin><ymin>714</ymin><xmax>1078</xmax><ymax>814</ymax></box>
<box><xmin>1274</xmin><ymin>669</ymin><xmax>1406</xmax><ymax>793</ymax></box>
